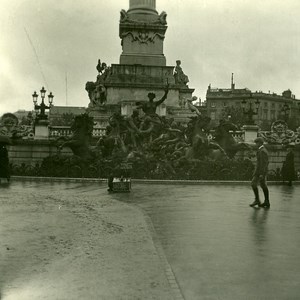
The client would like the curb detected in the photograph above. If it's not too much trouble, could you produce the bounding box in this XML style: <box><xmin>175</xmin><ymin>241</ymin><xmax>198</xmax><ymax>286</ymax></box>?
<box><xmin>10</xmin><ymin>176</ymin><xmax>300</xmax><ymax>185</ymax></box>
<box><xmin>139</xmin><ymin>209</ymin><xmax>185</xmax><ymax>300</ymax></box>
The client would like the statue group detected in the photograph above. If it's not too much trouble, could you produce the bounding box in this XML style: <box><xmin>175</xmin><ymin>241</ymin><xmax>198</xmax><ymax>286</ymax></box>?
<box><xmin>51</xmin><ymin>88</ymin><xmax>253</xmax><ymax>180</ymax></box>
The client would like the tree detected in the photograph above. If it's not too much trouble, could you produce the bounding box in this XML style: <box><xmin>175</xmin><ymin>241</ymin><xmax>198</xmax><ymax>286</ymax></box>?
<box><xmin>219</xmin><ymin>105</ymin><xmax>245</xmax><ymax>128</ymax></box>
<box><xmin>50</xmin><ymin>113</ymin><xmax>75</xmax><ymax>126</ymax></box>
<box><xmin>20</xmin><ymin>112</ymin><xmax>33</xmax><ymax>126</ymax></box>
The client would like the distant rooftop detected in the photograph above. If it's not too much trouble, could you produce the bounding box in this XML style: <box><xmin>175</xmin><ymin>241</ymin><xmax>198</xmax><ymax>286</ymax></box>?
<box><xmin>207</xmin><ymin>84</ymin><xmax>297</xmax><ymax>100</ymax></box>
<box><xmin>50</xmin><ymin>106</ymin><xmax>86</xmax><ymax>115</ymax></box>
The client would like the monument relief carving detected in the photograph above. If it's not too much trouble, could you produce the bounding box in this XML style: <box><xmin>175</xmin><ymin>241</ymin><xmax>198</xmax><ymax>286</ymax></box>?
<box><xmin>120</xmin><ymin>9</ymin><xmax>129</xmax><ymax>23</ymax></box>
<box><xmin>121</xmin><ymin>31</ymin><xmax>165</xmax><ymax>44</ymax></box>
<box><xmin>259</xmin><ymin>120</ymin><xmax>298</xmax><ymax>145</ymax></box>
<box><xmin>158</xmin><ymin>11</ymin><xmax>167</xmax><ymax>25</ymax></box>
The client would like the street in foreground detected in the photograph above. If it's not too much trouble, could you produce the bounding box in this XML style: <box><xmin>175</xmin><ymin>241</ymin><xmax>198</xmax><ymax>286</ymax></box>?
<box><xmin>1</xmin><ymin>181</ymin><xmax>300</xmax><ymax>299</ymax></box>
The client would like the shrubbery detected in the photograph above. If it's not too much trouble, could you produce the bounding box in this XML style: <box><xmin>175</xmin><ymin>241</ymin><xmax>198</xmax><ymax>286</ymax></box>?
<box><xmin>11</xmin><ymin>155</ymin><xmax>254</xmax><ymax>181</ymax></box>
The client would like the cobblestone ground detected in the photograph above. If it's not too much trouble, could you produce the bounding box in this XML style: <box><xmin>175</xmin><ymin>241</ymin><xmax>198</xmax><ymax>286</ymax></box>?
<box><xmin>0</xmin><ymin>181</ymin><xmax>173</xmax><ymax>300</ymax></box>
<box><xmin>118</xmin><ymin>183</ymin><xmax>300</xmax><ymax>300</ymax></box>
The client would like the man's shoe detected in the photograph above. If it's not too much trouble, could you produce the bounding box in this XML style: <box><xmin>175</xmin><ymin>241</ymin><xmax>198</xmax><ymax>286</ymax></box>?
<box><xmin>259</xmin><ymin>202</ymin><xmax>270</xmax><ymax>208</ymax></box>
<box><xmin>249</xmin><ymin>200</ymin><xmax>261</xmax><ymax>207</ymax></box>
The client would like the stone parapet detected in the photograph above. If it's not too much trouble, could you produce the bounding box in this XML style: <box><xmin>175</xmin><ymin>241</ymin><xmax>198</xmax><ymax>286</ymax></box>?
<box><xmin>107</xmin><ymin>64</ymin><xmax>175</xmax><ymax>85</ymax></box>
<box><xmin>237</xmin><ymin>144</ymin><xmax>300</xmax><ymax>174</ymax></box>
<box><xmin>7</xmin><ymin>140</ymin><xmax>72</xmax><ymax>167</ymax></box>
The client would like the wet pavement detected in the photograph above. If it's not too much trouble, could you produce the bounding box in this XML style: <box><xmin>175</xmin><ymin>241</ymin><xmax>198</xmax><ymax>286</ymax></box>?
<box><xmin>118</xmin><ymin>183</ymin><xmax>300</xmax><ymax>300</ymax></box>
<box><xmin>0</xmin><ymin>181</ymin><xmax>173</xmax><ymax>300</ymax></box>
<box><xmin>1</xmin><ymin>180</ymin><xmax>300</xmax><ymax>300</ymax></box>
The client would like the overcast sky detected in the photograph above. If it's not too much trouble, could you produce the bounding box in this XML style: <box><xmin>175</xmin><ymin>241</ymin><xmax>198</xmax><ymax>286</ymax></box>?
<box><xmin>1</xmin><ymin>0</ymin><xmax>300</xmax><ymax>116</ymax></box>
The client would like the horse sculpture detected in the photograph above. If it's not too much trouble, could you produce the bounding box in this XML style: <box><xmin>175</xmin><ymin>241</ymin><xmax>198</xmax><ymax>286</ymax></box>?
<box><xmin>213</xmin><ymin>119</ymin><xmax>250</xmax><ymax>158</ymax></box>
<box><xmin>185</xmin><ymin>115</ymin><xmax>227</xmax><ymax>159</ymax></box>
<box><xmin>58</xmin><ymin>113</ymin><xmax>98</xmax><ymax>160</ymax></box>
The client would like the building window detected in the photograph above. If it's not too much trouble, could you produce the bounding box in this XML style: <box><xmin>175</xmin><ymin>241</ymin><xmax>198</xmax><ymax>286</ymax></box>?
<box><xmin>211</xmin><ymin>102</ymin><xmax>216</xmax><ymax>108</ymax></box>
<box><xmin>271</xmin><ymin>103</ymin><xmax>275</xmax><ymax>109</ymax></box>
<box><xmin>210</xmin><ymin>112</ymin><xmax>216</xmax><ymax>120</ymax></box>
<box><xmin>223</xmin><ymin>102</ymin><xmax>227</xmax><ymax>107</ymax></box>
<box><xmin>264</xmin><ymin>102</ymin><xmax>268</xmax><ymax>108</ymax></box>
<box><xmin>271</xmin><ymin>111</ymin><xmax>275</xmax><ymax>119</ymax></box>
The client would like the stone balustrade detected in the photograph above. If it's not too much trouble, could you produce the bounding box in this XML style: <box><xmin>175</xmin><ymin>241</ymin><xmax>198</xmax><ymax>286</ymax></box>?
<box><xmin>49</xmin><ymin>126</ymin><xmax>72</xmax><ymax>138</ymax></box>
<box><xmin>49</xmin><ymin>126</ymin><xmax>106</xmax><ymax>138</ymax></box>
<box><xmin>230</xmin><ymin>130</ymin><xmax>245</xmax><ymax>142</ymax></box>
<box><xmin>92</xmin><ymin>127</ymin><xmax>106</xmax><ymax>137</ymax></box>
<box><xmin>207</xmin><ymin>130</ymin><xmax>245</xmax><ymax>143</ymax></box>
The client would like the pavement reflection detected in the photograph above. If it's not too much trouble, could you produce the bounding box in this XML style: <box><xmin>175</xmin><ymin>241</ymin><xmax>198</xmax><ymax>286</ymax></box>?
<box><xmin>125</xmin><ymin>183</ymin><xmax>300</xmax><ymax>300</ymax></box>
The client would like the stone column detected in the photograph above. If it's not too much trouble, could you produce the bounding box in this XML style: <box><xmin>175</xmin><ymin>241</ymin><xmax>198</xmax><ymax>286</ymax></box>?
<box><xmin>128</xmin><ymin>0</ymin><xmax>157</xmax><ymax>15</ymax></box>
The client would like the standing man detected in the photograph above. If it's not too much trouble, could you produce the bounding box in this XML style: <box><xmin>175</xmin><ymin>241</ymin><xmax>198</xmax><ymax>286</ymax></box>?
<box><xmin>0</xmin><ymin>141</ymin><xmax>10</xmax><ymax>183</ymax></box>
<box><xmin>250</xmin><ymin>137</ymin><xmax>270</xmax><ymax>208</ymax></box>
<box><xmin>281</xmin><ymin>144</ymin><xmax>296</xmax><ymax>186</ymax></box>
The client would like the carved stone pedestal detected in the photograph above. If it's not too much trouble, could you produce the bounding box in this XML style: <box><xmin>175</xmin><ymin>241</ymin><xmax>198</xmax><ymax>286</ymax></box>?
<box><xmin>242</xmin><ymin>125</ymin><xmax>259</xmax><ymax>143</ymax></box>
<box><xmin>121</xmin><ymin>101</ymin><xmax>135</xmax><ymax>116</ymax></box>
<box><xmin>34</xmin><ymin>124</ymin><xmax>49</xmax><ymax>140</ymax></box>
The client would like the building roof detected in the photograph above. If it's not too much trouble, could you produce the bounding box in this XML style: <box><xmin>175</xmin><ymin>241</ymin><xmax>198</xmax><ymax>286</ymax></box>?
<box><xmin>207</xmin><ymin>85</ymin><xmax>298</xmax><ymax>102</ymax></box>
<box><xmin>49</xmin><ymin>106</ymin><xmax>86</xmax><ymax>115</ymax></box>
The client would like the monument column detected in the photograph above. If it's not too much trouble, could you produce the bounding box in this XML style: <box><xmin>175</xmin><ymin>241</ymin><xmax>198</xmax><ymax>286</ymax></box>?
<box><xmin>128</xmin><ymin>0</ymin><xmax>157</xmax><ymax>15</ymax></box>
<box><xmin>119</xmin><ymin>0</ymin><xmax>167</xmax><ymax>66</ymax></box>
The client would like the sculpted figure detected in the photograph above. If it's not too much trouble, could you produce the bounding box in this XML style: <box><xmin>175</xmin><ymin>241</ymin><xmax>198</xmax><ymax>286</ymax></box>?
<box><xmin>158</xmin><ymin>11</ymin><xmax>167</xmax><ymax>25</ymax></box>
<box><xmin>85</xmin><ymin>82</ymin><xmax>107</xmax><ymax>107</ymax></box>
<box><xmin>85</xmin><ymin>81</ymin><xmax>96</xmax><ymax>102</ymax></box>
<box><xmin>213</xmin><ymin>119</ymin><xmax>250</xmax><ymax>158</ymax></box>
<box><xmin>186</xmin><ymin>96</ymin><xmax>201</xmax><ymax>116</ymax></box>
<box><xmin>96</xmin><ymin>59</ymin><xmax>107</xmax><ymax>75</ymax></box>
<box><xmin>0</xmin><ymin>113</ymin><xmax>19</xmax><ymax>137</ymax></box>
<box><xmin>174</xmin><ymin>60</ymin><xmax>189</xmax><ymax>85</ymax></box>
<box><xmin>58</xmin><ymin>113</ymin><xmax>96</xmax><ymax>160</ymax></box>
<box><xmin>95</xmin><ymin>84</ymin><xmax>107</xmax><ymax>106</ymax></box>
<box><xmin>120</xmin><ymin>9</ymin><xmax>129</xmax><ymax>23</ymax></box>
<box><xmin>136</xmin><ymin>84</ymin><xmax>169</xmax><ymax>117</ymax></box>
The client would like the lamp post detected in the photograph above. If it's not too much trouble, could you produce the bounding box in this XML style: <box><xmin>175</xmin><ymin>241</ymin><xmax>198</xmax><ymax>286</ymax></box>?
<box><xmin>241</xmin><ymin>93</ymin><xmax>260</xmax><ymax>125</ymax></box>
<box><xmin>281</xmin><ymin>103</ymin><xmax>290</xmax><ymax>122</ymax></box>
<box><xmin>32</xmin><ymin>87</ymin><xmax>54</xmax><ymax>121</ymax></box>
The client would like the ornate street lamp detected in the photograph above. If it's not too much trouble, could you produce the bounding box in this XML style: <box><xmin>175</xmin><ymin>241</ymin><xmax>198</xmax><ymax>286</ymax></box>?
<box><xmin>281</xmin><ymin>103</ymin><xmax>290</xmax><ymax>122</ymax></box>
<box><xmin>32</xmin><ymin>87</ymin><xmax>54</xmax><ymax>120</ymax></box>
<box><xmin>241</xmin><ymin>93</ymin><xmax>260</xmax><ymax>125</ymax></box>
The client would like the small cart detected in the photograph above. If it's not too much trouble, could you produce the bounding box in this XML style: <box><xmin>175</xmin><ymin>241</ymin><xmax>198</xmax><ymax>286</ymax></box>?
<box><xmin>107</xmin><ymin>162</ymin><xmax>132</xmax><ymax>193</ymax></box>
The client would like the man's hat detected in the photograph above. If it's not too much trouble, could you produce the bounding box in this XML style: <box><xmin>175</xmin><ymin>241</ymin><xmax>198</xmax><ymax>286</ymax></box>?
<box><xmin>254</xmin><ymin>137</ymin><xmax>264</xmax><ymax>144</ymax></box>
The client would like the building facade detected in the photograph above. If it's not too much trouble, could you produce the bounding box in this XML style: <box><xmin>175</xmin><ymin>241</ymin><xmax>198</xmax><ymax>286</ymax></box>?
<box><xmin>205</xmin><ymin>78</ymin><xmax>300</xmax><ymax>128</ymax></box>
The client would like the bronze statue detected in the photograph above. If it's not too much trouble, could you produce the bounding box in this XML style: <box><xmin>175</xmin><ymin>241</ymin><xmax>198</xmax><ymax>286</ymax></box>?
<box><xmin>96</xmin><ymin>59</ymin><xmax>107</xmax><ymax>75</ymax></box>
<box><xmin>136</xmin><ymin>84</ymin><xmax>169</xmax><ymax>117</ymax></box>
<box><xmin>213</xmin><ymin>119</ymin><xmax>250</xmax><ymax>159</ymax></box>
<box><xmin>58</xmin><ymin>113</ymin><xmax>97</xmax><ymax>160</ymax></box>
